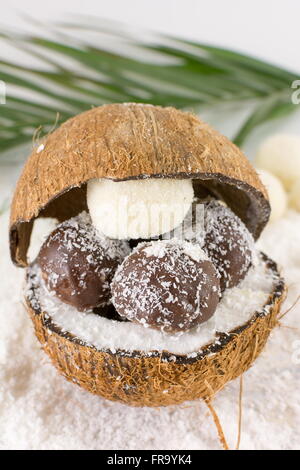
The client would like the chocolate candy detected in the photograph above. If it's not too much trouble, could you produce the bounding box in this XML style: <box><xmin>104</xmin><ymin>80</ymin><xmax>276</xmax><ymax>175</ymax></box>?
<box><xmin>203</xmin><ymin>200</ymin><xmax>254</xmax><ymax>290</ymax></box>
<box><xmin>161</xmin><ymin>198</ymin><xmax>254</xmax><ymax>291</ymax></box>
<box><xmin>111</xmin><ymin>240</ymin><xmax>220</xmax><ymax>333</ymax></box>
<box><xmin>38</xmin><ymin>212</ymin><xmax>130</xmax><ymax>311</ymax></box>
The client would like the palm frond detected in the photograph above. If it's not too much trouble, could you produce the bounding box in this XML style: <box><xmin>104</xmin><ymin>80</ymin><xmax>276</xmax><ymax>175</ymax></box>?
<box><xmin>0</xmin><ymin>21</ymin><xmax>299</xmax><ymax>160</ymax></box>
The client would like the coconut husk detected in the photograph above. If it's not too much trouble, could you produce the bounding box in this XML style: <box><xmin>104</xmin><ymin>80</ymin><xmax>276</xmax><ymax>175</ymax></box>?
<box><xmin>25</xmin><ymin>255</ymin><xmax>285</xmax><ymax>407</ymax></box>
<box><xmin>10</xmin><ymin>103</ymin><xmax>270</xmax><ymax>267</ymax></box>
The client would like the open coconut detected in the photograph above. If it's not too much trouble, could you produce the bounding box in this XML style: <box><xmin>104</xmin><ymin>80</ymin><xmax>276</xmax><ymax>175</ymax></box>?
<box><xmin>10</xmin><ymin>103</ymin><xmax>286</xmax><ymax>407</ymax></box>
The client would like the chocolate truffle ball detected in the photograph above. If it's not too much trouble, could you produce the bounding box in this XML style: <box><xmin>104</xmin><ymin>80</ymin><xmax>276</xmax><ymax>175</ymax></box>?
<box><xmin>203</xmin><ymin>200</ymin><xmax>254</xmax><ymax>290</ymax></box>
<box><xmin>38</xmin><ymin>212</ymin><xmax>130</xmax><ymax>311</ymax></box>
<box><xmin>111</xmin><ymin>240</ymin><xmax>220</xmax><ymax>333</ymax></box>
<box><xmin>166</xmin><ymin>198</ymin><xmax>254</xmax><ymax>291</ymax></box>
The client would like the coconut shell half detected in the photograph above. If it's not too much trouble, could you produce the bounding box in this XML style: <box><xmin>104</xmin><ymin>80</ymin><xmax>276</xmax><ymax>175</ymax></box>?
<box><xmin>10</xmin><ymin>103</ymin><xmax>270</xmax><ymax>267</ymax></box>
<box><xmin>26</xmin><ymin>255</ymin><xmax>285</xmax><ymax>407</ymax></box>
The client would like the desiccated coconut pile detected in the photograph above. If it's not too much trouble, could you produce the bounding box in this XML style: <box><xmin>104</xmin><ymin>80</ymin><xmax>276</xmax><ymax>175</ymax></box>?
<box><xmin>0</xmin><ymin>207</ymin><xmax>300</xmax><ymax>450</ymax></box>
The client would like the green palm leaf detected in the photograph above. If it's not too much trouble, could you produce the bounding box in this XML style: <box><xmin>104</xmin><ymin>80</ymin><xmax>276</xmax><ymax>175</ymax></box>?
<box><xmin>0</xmin><ymin>21</ymin><xmax>299</xmax><ymax>161</ymax></box>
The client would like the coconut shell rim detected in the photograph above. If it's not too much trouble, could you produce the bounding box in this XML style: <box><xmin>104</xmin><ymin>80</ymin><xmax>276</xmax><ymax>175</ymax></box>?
<box><xmin>9</xmin><ymin>103</ymin><xmax>270</xmax><ymax>267</ymax></box>
<box><xmin>26</xmin><ymin>252</ymin><xmax>285</xmax><ymax>366</ymax></box>
<box><xmin>10</xmin><ymin>171</ymin><xmax>270</xmax><ymax>267</ymax></box>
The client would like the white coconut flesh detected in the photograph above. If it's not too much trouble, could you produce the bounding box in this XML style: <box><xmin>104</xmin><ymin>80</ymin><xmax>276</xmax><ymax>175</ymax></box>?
<box><xmin>26</xmin><ymin>254</ymin><xmax>277</xmax><ymax>357</ymax></box>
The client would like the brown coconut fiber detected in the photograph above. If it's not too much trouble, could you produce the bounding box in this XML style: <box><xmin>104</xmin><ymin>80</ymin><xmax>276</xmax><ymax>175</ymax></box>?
<box><xmin>10</xmin><ymin>103</ymin><xmax>270</xmax><ymax>267</ymax></box>
<box><xmin>26</xmin><ymin>255</ymin><xmax>285</xmax><ymax>407</ymax></box>
<box><xmin>10</xmin><ymin>103</ymin><xmax>285</xmax><ymax>409</ymax></box>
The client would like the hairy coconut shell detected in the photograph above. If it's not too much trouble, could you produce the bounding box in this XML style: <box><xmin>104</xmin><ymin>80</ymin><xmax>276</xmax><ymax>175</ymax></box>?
<box><xmin>10</xmin><ymin>103</ymin><xmax>269</xmax><ymax>267</ymax></box>
<box><xmin>26</xmin><ymin>255</ymin><xmax>285</xmax><ymax>407</ymax></box>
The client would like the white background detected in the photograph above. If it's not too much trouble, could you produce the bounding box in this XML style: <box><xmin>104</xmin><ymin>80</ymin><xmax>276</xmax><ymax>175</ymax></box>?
<box><xmin>1</xmin><ymin>0</ymin><xmax>300</xmax><ymax>152</ymax></box>
<box><xmin>1</xmin><ymin>0</ymin><xmax>300</xmax><ymax>164</ymax></box>
<box><xmin>1</xmin><ymin>0</ymin><xmax>300</xmax><ymax>72</ymax></box>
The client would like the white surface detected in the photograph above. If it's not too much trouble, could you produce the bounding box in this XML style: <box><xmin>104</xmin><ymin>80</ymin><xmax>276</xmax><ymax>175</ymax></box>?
<box><xmin>1</xmin><ymin>208</ymin><xmax>300</xmax><ymax>450</ymax></box>
<box><xmin>87</xmin><ymin>178</ymin><xmax>194</xmax><ymax>239</ymax></box>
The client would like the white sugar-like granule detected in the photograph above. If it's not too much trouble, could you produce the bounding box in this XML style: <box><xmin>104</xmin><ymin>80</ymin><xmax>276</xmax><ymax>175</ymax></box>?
<box><xmin>142</xmin><ymin>238</ymin><xmax>209</xmax><ymax>263</ymax></box>
<box><xmin>27</xmin><ymin>217</ymin><xmax>58</xmax><ymax>263</ymax></box>
<box><xmin>1</xmin><ymin>208</ymin><xmax>300</xmax><ymax>450</ymax></box>
<box><xmin>27</xmin><ymin>254</ymin><xmax>276</xmax><ymax>355</ymax></box>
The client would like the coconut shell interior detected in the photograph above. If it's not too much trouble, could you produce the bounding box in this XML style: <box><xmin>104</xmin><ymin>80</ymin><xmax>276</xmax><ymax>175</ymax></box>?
<box><xmin>9</xmin><ymin>103</ymin><xmax>270</xmax><ymax>267</ymax></box>
<box><xmin>26</xmin><ymin>254</ymin><xmax>285</xmax><ymax>407</ymax></box>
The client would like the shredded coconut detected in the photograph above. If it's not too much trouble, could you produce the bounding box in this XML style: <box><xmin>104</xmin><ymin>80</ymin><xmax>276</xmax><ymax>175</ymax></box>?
<box><xmin>26</xmin><ymin>253</ymin><xmax>275</xmax><ymax>355</ymax></box>
<box><xmin>53</xmin><ymin>211</ymin><xmax>131</xmax><ymax>262</ymax></box>
<box><xmin>1</xmin><ymin>207</ymin><xmax>300</xmax><ymax>450</ymax></box>
<box><xmin>180</xmin><ymin>199</ymin><xmax>255</xmax><ymax>289</ymax></box>
<box><xmin>111</xmin><ymin>240</ymin><xmax>219</xmax><ymax>332</ymax></box>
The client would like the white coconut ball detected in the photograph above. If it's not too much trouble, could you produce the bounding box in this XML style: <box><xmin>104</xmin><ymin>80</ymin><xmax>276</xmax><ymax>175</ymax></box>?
<box><xmin>255</xmin><ymin>134</ymin><xmax>300</xmax><ymax>190</ymax></box>
<box><xmin>256</xmin><ymin>168</ymin><xmax>287</xmax><ymax>223</ymax></box>
<box><xmin>87</xmin><ymin>178</ymin><xmax>194</xmax><ymax>239</ymax></box>
<box><xmin>27</xmin><ymin>217</ymin><xmax>58</xmax><ymax>262</ymax></box>
<box><xmin>289</xmin><ymin>179</ymin><xmax>300</xmax><ymax>212</ymax></box>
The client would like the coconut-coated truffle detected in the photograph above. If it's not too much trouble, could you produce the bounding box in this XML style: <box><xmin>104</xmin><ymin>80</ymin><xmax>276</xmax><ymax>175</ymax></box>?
<box><xmin>87</xmin><ymin>178</ymin><xmax>194</xmax><ymax>239</ymax></box>
<box><xmin>38</xmin><ymin>212</ymin><xmax>130</xmax><ymax>311</ymax></box>
<box><xmin>203</xmin><ymin>200</ymin><xmax>254</xmax><ymax>290</ymax></box>
<box><xmin>111</xmin><ymin>240</ymin><xmax>220</xmax><ymax>333</ymax></box>
<box><xmin>171</xmin><ymin>199</ymin><xmax>255</xmax><ymax>290</ymax></box>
